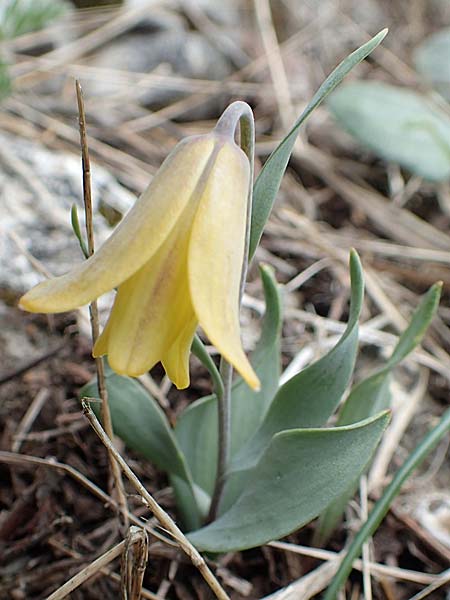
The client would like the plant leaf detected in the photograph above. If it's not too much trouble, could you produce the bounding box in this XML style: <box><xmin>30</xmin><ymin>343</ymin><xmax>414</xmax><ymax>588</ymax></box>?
<box><xmin>188</xmin><ymin>412</ymin><xmax>390</xmax><ymax>552</ymax></box>
<box><xmin>169</xmin><ymin>475</ymin><xmax>210</xmax><ymax>532</ymax></box>
<box><xmin>328</xmin><ymin>82</ymin><xmax>450</xmax><ymax>181</ymax></box>
<box><xmin>339</xmin><ymin>282</ymin><xmax>442</xmax><ymax>426</ymax></box>
<box><xmin>174</xmin><ymin>264</ymin><xmax>282</xmax><ymax>497</ymax></box>
<box><xmin>71</xmin><ymin>204</ymin><xmax>89</xmax><ymax>259</ymax></box>
<box><xmin>316</xmin><ymin>282</ymin><xmax>441</xmax><ymax>544</ymax></box>
<box><xmin>414</xmin><ymin>28</ymin><xmax>450</xmax><ymax>101</ymax></box>
<box><xmin>230</xmin><ymin>250</ymin><xmax>364</xmax><ymax>473</ymax></box>
<box><xmin>83</xmin><ymin>368</ymin><xmax>204</xmax><ymax>530</ymax></box>
<box><xmin>81</xmin><ymin>368</ymin><xmax>190</xmax><ymax>482</ymax></box>
<box><xmin>324</xmin><ymin>407</ymin><xmax>450</xmax><ymax>600</ymax></box>
<box><xmin>249</xmin><ymin>28</ymin><xmax>388</xmax><ymax>258</ymax></box>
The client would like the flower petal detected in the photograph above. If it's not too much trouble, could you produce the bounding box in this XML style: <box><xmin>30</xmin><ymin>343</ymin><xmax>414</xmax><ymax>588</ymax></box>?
<box><xmin>188</xmin><ymin>141</ymin><xmax>260</xmax><ymax>391</ymax></box>
<box><xmin>19</xmin><ymin>136</ymin><xmax>215</xmax><ymax>314</ymax></box>
<box><xmin>161</xmin><ymin>317</ymin><xmax>198</xmax><ymax>389</ymax></box>
<box><xmin>93</xmin><ymin>221</ymin><xmax>196</xmax><ymax>378</ymax></box>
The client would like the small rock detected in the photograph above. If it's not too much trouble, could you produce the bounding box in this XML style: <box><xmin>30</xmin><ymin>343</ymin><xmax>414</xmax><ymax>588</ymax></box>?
<box><xmin>1</xmin><ymin>131</ymin><xmax>135</xmax><ymax>294</ymax></box>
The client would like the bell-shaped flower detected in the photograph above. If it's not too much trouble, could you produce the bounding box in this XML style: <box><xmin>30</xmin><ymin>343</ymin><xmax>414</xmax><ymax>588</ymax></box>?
<box><xmin>19</xmin><ymin>129</ymin><xmax>260</xmax><ymax>391</ymax></box>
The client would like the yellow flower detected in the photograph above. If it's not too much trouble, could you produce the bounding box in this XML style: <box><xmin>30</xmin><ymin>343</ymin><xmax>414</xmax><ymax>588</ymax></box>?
<box><xmin>19</xmin><ymin>131</ymin><xmax>260</xmax><ymax>391</ymax></box>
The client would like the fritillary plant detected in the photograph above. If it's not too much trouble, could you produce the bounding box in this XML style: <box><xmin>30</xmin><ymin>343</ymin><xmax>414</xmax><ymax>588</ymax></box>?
<box><xmin>20</xmin><ymin>28</ymin><xmax>447</xmax><ymax>596</ymax></box>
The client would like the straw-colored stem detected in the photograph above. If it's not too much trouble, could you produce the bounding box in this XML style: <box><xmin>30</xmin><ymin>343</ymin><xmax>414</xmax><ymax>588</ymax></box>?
<box><xmin>76</xmin><ymin>80</ymin><xmax>129</xmax><ymax>531</ymax></box>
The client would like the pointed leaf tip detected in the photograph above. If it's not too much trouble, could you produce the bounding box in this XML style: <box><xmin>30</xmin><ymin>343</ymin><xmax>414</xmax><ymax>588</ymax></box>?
<box><xmin>249</xmin><ymin>29</ymin><xmax>389</xmax><ymax>259</ymax></box>
<box><xmin>188</xmin><ymin>412</ymin><xmax>390</xmax><ymax>552</ymax></box>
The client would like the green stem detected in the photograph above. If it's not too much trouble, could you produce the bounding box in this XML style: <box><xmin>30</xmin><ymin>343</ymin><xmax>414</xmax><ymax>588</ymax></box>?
<box><xmin>207</xmin><ymin>102</ymin><xmax>255</xmax><ymax>522</ymax></box>
<box><xmin>323</xmin><ymin>407</ymin><xmax>450</xmax><ymax>600</ymax></box>
<box><xmin>207</xmin><ymin>359</ymin><xmax>233</xmax><ymax>522</ymax></box>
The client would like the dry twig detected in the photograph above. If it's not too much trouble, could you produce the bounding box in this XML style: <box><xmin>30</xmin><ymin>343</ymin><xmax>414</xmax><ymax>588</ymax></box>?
<box><xmin>76</xmin><ymin>80</ymin><xmax>129</xmax><ymax>532</ymax></box>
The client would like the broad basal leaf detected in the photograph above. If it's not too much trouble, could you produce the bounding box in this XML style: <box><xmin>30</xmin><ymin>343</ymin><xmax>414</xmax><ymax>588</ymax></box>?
<box><xmin>81</xmin><ymin>368</ymin><xmax>190</xmax><ymax>482</ymax></box>
<box><xmin>188</xmin><ymin>412</ymin><xmax>390</xmax><ymax>552</ymax></box>
<box><xmin>328</xmin><ymin>82</ymin><xmax>450</xmax><ymax>181</ymax></box>
<box><xmin>414</xmin><ymin>28</ymin><xmax>450</xmax><ymax>101</ymax></box>
<box><xmin>174</xmin><ymin>264</ymin><xmax>282</xmax><ymax>497</ymax></box>
<box><xmin>169</xmin><ymin>475</ymin><xmax>210</xmax><ymax>532</ymax></box>
<box><xmin>230</xmin><ymin>250</ymin><xmax>364</xmax><ymax>473</ymax></box>
<box><xmin>249</xmin><ymin>29</ymin><xmax>387</xmax><ymax>258</ymax></box>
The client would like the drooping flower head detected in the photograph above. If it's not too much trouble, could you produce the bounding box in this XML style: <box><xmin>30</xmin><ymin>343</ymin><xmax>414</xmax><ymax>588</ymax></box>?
<box><xmin>20</xmin><ymin>108</ymin><xmax>260</xmax><ymax>391</ymax></box>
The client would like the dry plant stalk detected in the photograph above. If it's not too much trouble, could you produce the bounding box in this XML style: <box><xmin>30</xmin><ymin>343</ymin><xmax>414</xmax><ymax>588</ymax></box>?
<box><xmin>46</xmin><ymin>538</ymin><xmax>161</xmax><ymax>600</ymax></box>
<box><xmin>46</xmin><ymin>540</ymin><xmax>126</xmax><ymax>600</ymax></box>
<box><xmin>75</xmin><ymin>80</ymin><xmax>129</xmax><ymax>530</ymax></box>
<box><xmin>121</xmin><ymin>526</ymin><xmax>149</xmax><ymax>600</ymax></box>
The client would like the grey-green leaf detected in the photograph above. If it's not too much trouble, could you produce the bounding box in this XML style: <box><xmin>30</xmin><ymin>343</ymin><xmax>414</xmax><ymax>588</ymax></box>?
<box><xmin>324</xmin><ymin>407</ymin><xmax>450</xmax><ymax>600</ymax></box>
<box><xmin>81</xmin><ymin>368</ymin><xmax>190</xmax><ymax>482</ymax></box>
<box><xmin>414</xmin><ymin>28</ymin><xmax>450</xmax><ymax>101</ymax></box>
<box><xmin>328</xmin><ymin>82</ymin><xmax>450</xmax><ymax>181</ymax></box>
<box><xmin>316</xmin><ymin>282</ymin><xmax>441</xmax><ymax>544</ymax></box>
<box><xmin>339</xmin><ymin>282</ymin><xmax>441</xmax><ymax>426</ymax></box>
<box><xmin>230</xmin><ymin>250</ymin><xmax>364</xmax><ymax>473</ymax></box>
<box><xmin>169</xmin><ymin>475</ymin><xmax>209</xmax><ymax>532</ymax></box>
<box><xmin>174</xmin><ymin>264</ymin><xmax>282</xmax><ymax>497</ymax></box>
<box><xmin>249</xmin><ymin>28</ymin><xmax>387</xmax><ymax>258</ymax></box>
<box><xmin>188</xmin><ymin>412</ymin><xmax>390</xmax><ymax>552</ymax></box>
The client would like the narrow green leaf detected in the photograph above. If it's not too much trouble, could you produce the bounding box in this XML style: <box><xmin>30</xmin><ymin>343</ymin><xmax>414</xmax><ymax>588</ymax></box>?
<box><xmin>249</xmin><ymin>29</ymin><xmax>388</xmax><ymax>258</ymax></box>
<box><xmin>389</xmin><ymin>282</ymin><xmax>442</xmax><ymax>365</ymax></box>
<box><xmin>316</xmin><ymin>282</ymin><xmax>441</xmax><ymax>544</ymax></box>
<box><xmin>174</xmin><ymin>264</ymin><xmax>282</xmax><ymax>497</ymax></box>
<box><xmin>71</xmin><ymin>204</ymin><xmax>89</xmax><ymax>259</ymax></box>
<box><xmin>188</xmin><ymin>412</ymin><xmax>390</xmax><ymax>552</ymax></box>
<box><xmin>340</xmin><ymin>282</ymin><xmax>441</xmax><ymax>426</ymax></box>
<box><xmin>328</xmin><ymin>82</ymin><xmax>450</xmax><ymax>181</ymax></box>
<box><xmin>324</xmin><ymin>407</ymin><xmax>450</xmax><ymax>600</ymax></box>
<box><xmin>231</xmin><ymin>250</ymin><xmax>364</xmax><ymax>473</ymax></box>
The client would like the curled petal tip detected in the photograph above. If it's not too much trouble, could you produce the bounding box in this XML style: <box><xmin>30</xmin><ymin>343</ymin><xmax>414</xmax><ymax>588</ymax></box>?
<box><xmin>17</xmin><ymin>297</ymin><xmax>28</xmax><ymax>312</ymax></box>
<box><xmin>173</xmin><ymin>379</ymin><xmax>190</xmax><ymax>390</ymax></box>
<box><xmin>18</xmin><ymin>292</ymin><xmax>45</xmax><ymax>313</ymax></box>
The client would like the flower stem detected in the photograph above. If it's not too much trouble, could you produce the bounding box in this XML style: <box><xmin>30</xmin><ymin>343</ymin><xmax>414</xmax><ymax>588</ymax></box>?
<box><xmin>75</xmin><ymin>81</ymin><xmax>129</xmax><ymax>532</ymax></box>
<box><xmin>207</xmin><ymin>358</ymin><xmax>232</xmax><ymax>522</ymax></box>
<box><xmin>208</xmin><ymin>102</ymin><xmax>255</xmax><ymax>522</ymax></box>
